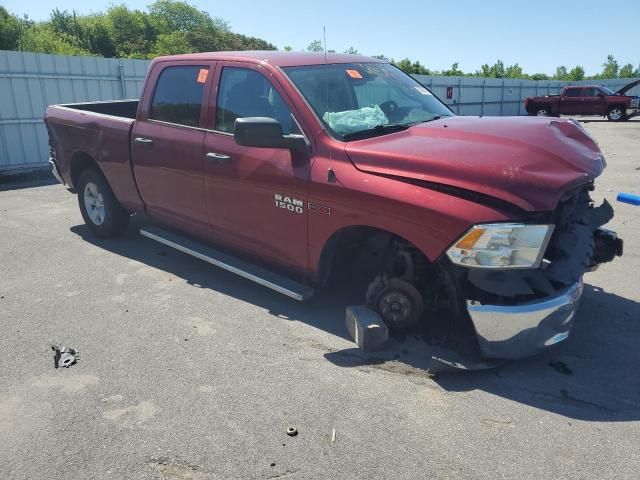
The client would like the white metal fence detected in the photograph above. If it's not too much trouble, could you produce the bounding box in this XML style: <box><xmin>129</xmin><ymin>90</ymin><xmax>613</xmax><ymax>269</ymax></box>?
<box><xmin>0</xmin><ymin>50</ymin><xmax>638</xmax><ymax>175</ymax></box>
<box><xmin>413</xmin><ymin>75</ymin><xmax>640</xmax><ymax>116</ymax></box>
<box><xmin>0</xmin><ymin>50</ymin><xmax>148</xmax><ymax>175</ymax></box>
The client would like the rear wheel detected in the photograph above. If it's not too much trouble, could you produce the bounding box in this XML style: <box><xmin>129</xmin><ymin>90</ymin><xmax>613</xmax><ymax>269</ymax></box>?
<box><xmin>77</xmin><ymin>169</ymin><xmax>129</xmax><ymax>237</ymax></box>
<box><xmin>607</xmin><ymin>106</ymin><xmax>626</xmax><ymax>121</ymax></box>
<box><xmin>536</xmin><ymin>106</ymin><xmax>550</xmax><ymax>117</ymax></box>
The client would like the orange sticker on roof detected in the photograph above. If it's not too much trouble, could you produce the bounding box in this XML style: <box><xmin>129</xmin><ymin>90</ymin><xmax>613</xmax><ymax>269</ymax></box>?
<box><xmin>196</xmin><ymin>68</ymin><xmax>209</xmax><ymax>84</ymax></box>
<box><xmin>345</xmin><ymin>69</ymin><xmax>363</xmax><ymax>79</ymax></box>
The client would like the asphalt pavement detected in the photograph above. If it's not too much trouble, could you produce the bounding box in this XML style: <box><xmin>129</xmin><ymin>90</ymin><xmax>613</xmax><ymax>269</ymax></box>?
<box><xmin>1</xmin><ymin>117</ymin><xmax>639</xmax><ymax>479</ymax></box>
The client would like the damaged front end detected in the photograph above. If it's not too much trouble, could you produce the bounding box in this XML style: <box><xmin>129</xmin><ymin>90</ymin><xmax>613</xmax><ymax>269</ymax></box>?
<box><xmin>451</xmin><ymin>184</ymin><xmax>623</xmax><ymax>359</ymax></box>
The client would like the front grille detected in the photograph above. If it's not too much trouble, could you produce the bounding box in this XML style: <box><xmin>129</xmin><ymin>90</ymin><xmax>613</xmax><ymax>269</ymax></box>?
<box><xmin>464</xmin><ymin>184</ymin><xmax>613</xmax><ymax>302</ymax></box>
<box><xmin>543</xmin><ymin>186</ymin><xmax>613</xmax><ymax>286</ymax></box>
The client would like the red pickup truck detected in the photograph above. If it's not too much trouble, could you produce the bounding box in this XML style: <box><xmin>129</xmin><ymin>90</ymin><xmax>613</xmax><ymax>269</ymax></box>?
<box><xmin>45</xmin><ymin>51</ymin><xmax>623</xmax><ymax>360</ymax></box>
<box><xmin>525</xmin><ymin>81</ymin><xmax>640</xmax><ymax>121</ymax></box>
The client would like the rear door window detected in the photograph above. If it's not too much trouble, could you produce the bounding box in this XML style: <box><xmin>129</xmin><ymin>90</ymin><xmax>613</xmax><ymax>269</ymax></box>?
<box><xmin>150</xmin><ymin>65</ymin><xmax>209</xmax><ymax>127</ymax></box>
<box><xmin>564</xmin><ymin>88</ymin><xmax>583</xmax><ymax>97</ymax></box>
<box><xmin>581</xmin><ymin>88</ymin><xmax>596</xmax><ymax>97</ymax></box>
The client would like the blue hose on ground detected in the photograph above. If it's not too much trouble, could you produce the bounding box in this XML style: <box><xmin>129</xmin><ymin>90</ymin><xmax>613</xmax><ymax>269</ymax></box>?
<box><xmin>617</xmin><ymin>193</ymin><xmax>640</xmax><ymax>206</ymax></box>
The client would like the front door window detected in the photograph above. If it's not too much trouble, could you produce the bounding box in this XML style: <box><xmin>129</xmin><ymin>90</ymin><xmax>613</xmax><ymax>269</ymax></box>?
<box><xmin>215</xmin><ymin>67</ymin><xmax>296</xmax><ymax>134</ymax></box>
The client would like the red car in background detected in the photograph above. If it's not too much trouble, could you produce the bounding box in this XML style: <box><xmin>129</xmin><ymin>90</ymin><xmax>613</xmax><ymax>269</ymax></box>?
<box><xmin>525</xmin><ymin>80</ymin><xmax>640</xmax><ymax>121</ymax></box>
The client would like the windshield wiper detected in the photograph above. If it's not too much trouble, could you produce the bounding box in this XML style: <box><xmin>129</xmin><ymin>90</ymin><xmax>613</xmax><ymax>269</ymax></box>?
<box><xmin>342</xmin><ymin>123</ymin><xmax>410</xmax><ymax>141</ymax></box>
<box><xmin>409</xmin><ymin>115</ymin><xmax>449</xmax><ymax>126</ymax></box>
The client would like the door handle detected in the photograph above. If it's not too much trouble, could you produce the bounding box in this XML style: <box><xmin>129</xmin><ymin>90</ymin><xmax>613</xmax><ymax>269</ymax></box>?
<box><xmin>206</xmin><ymin>152</ymin><xmax>231</xmax><ymax>164</ymax></box>
<box><xmin>135</xmin><ymin>137</ymin><xmax>154</xmax><ymax>144</ymax></box>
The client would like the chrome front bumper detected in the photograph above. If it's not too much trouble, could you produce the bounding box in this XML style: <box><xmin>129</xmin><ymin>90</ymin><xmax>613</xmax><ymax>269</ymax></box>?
<box><xmin>466</xmin><ymin>280</ymin><xmax>583</xmax><ymax>359</ymax></box>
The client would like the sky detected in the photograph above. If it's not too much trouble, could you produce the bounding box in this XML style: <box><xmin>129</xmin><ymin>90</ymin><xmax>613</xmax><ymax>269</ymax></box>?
<box><xmin>2</xmin><ymin>0</ymin><xmax>639</xmax><ymax>76</ymax></box>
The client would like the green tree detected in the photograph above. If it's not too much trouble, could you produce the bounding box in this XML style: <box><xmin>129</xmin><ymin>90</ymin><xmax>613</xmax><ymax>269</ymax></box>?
<box><xmin>476</xmin><ymin>60</ymin><xmax>506</xmax><ymax>78</ymax></box>
<box><xmin>491</xmin><ymin>60</ymin><xmax>505</xmax><ymax>78</ymax></box>
<box><xmin>601</xmin><ymin>55</ymin><xmax>619</xmax><ymax>79</ymax></box>
<box><xmin>20</xmin><ymin>24</ymin><xmax>91</xmax><ymax>55</ymax></box>
<box><xmin>343</xmin><ymin>46</ymin><xmax>359</xmax><ymax>55</ymax></box>
<box><xmin>78</xmin><ymin>14</ymin><xmax>116</xmax><ymax>57</ymax></box>
<box><xmin>283</xmin><ymin>45</ymin><xmax>292</xmax><ymax>51</ymax></box>
<box><xmin>477</xmin><ymin>64</ymin><xmax>491</xmax><ymax>77</ymax></box>
<box><xmin>0</xmin><ymin>2</ymin><xmax>277</xmax><ymax>57</ymax></box>
<box><xmin>530</xmin><ymin>73</ymin><xmax>550</xmax><ymax>80</ymax></box>
<box><xmin>306</xmin><ymin>40</ymin><xmax>323</xmax><ymax>52</ymax></box>
<box><xmin>392</xmin><ymin>58</ymin><xmax>431</xmax><ymax>75</ymax></box>
<box><xmin>153</xmin><ymin>31</ymin><xmax>191</xmax><ymax>56</ymax></box>
<box><xmin>49</xmin><ymin>9</ymin><xmax>77</xmax><ymax>37</ymax></box>
<box><xmin>148</xmin><ymin>0</ymin><xmax>221</xmax><ymax>34</ymax></box>
<box><xmin>0</xmin><ymin>7</ymin><xmax>20</xmax><ymax>50</ymax></box>
<box><xmin>567</xmin><ymin>66</ymin><xmax>585</xmax><ymax>81</ymax></box>
<box><xmin>554</xmin><ymin>65</ymin><xmax>568</xmax><ymax>80</ymax></box>
<box><xmin>442</xmin><ymin>62</ymin><xmax>464</xmax><ymax>76</ymax></box>
<box><xmin>105</xmin><ymin>5</ymin><xmax>156</xmax><ymax>58</ymax></box>
<box><xmin>619</xmin><ymin>63</ymin><xmax>634</xmax><ymax>78</ymax></box>
<box><xmin>506</xmin><ymin>63</ymin><xmax>524</xmax><ymax>79</ymax></box>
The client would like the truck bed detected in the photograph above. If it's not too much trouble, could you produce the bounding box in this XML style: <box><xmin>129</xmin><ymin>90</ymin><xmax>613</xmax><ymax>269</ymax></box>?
<box><xmin>45</xmin><ymin>100</ymin><xmax>144</xmax><ymax>212</ymax></box>
<box><xmin>57</xmin><ymin>100</ymin><xmax>139</xmax><ymax>119</ymax></box>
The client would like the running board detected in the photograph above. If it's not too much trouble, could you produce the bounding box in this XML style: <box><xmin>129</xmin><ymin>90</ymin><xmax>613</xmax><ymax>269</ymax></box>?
<box><xmin>139</xmin><ymin>226</ymin><xmax>314</xmax><ymax>301</ymax></box>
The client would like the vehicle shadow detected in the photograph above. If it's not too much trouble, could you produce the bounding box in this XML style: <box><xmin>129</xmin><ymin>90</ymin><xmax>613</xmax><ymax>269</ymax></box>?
<box><xmin>70</xmin><ymin>217</ymin><xmax>361</xmax><ymax>341</ymax></box>
<box><xmin>0</xmin><ymin>173</ymin><xmax>57</xmax><ymax>191</ymax></box>
<box><xmin>71</xmin><ymin>219</ymin><xmax>640</xmax><ymax>422</ymax></box>
<box><xmin>579</xmin><ymin>118</ymin><xmax>640</xmax><ymax>123</ymax></box>
<box><xmin>326</xmin><ymin>284</ymin><xmax>640</xmax><ymax>422</ymax></box>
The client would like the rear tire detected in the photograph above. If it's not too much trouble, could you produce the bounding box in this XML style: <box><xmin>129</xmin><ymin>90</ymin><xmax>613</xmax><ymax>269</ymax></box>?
<box><xmin>536</xmin><ymin>106</ymin><xmax>550</xmax><ymax>117</ymax></box>
<box><xmin>607</xmin><ymin>106</ymin><xmax>626</xmax><ymax>121</ymax></box>
<box><xmin>77</xmin><ymin>168</ymin><xmax>129</xmax><ymax>237</ymax></box>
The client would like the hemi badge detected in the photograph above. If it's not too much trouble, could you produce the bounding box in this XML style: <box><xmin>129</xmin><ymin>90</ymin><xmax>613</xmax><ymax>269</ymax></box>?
<box><xmin>308</xmin><ymin>203</ymin><xmax>331</xmax><ymax>215</ymax></box>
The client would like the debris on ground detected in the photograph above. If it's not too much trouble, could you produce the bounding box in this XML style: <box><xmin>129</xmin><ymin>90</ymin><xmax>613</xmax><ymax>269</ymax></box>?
<box><xmin>51</xmin><ymin>344</ymin><xmax>79</xmax><ymax>368</ymax></box>
<box><xmin>345</xmin><ymin>305</ymin><xmax>388</xmax><ymax>352</ymax></box>
<box><xmin>331</xmin><ymin>429</ymin><xmax>336</xmax><ymax>442</ymax></box>
<box><xmin>548</xmin><ymin>360</ymin><xmax>573</xmax><ymax>375</ymax></box>
<box><xmin>286</xmin><ymin>426</ymin><xmax>298</xmax><ymax>437</ymax></box>
<box><xmin>428</xmin><ymin>347</ymin><xmax>500</xmax><ymax>375</ymax></box>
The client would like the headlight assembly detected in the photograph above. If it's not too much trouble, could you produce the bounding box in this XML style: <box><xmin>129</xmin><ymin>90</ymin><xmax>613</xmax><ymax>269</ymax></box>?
<box><xmin>447</xmin><ymin>223</ymin><xmax>554</xmax><ymax>269</ymax></box>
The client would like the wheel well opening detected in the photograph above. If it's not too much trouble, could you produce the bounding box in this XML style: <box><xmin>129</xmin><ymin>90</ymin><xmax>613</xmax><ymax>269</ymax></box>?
<box><xmin>318</xmin><ymin>226</ymin><xmax>478</xmax><ymax>351</ymax></box>
<box><xmin>318</xmin><ymin>226</ymin><xmax>429</xmax><ymax>288</ymax></box>
<box><xmin>70</xmin><ymin>152</ymin><xmax>99</xmax><ymax>189</ymax></box>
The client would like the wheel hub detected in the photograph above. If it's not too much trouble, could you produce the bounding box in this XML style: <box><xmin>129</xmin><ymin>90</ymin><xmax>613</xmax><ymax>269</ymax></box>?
<box><xmin>379</xmin><ymin>291</ymin><xmax>412</xmax><ymax>323</ymax></box>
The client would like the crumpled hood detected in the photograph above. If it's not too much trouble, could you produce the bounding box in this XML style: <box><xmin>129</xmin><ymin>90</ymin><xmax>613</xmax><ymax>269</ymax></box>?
<box><xmin>345</xmin><ymin>116</ymin><xmax>605</xmax><ymax>211</ymax></box>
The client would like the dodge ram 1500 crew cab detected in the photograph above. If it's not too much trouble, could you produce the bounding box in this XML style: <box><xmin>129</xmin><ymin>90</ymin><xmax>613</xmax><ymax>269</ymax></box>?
<box><xmin>45</xmin><ymin>51</ymin><xmax>623</xmax><ymax>360</ymax></box>
<box><xmin>525</xmin><ymin>81</ymin><xmax>640</xmax><ymax>121</ymax></box>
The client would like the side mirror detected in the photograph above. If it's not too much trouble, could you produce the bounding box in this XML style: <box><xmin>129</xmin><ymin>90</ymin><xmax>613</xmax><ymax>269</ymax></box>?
<box><xmin>234</xmin><ymin>117</ymin><xmax>308</xmax><ymax>151</ymax></box>
<box><xmin>597</xmin><ymin>93</ymin><xmax>605</xmax><ymax>98</ymax></box>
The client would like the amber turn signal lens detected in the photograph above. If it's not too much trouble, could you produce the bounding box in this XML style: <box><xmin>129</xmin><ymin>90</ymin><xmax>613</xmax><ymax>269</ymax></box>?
<box><xmin>455</xmin><ymin>227</ymin><xmax>485</xmax><ymax>249</ymax></box>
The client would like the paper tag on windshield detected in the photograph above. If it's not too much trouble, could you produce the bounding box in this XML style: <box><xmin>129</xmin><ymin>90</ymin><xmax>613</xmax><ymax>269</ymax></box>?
<box><xmin>346</xmin><ymin>69</ymin><xmax>363</xmax><ymax>79</ymax></box>
<box><xmin>414</xmin><ymin>86</ymin><xmax>432</xmax><ymax>95</ymax></box>
<box><xmin>197</xmin><ymin>68</ymin><xmax>209</xmax><ymax>84</ymax></box>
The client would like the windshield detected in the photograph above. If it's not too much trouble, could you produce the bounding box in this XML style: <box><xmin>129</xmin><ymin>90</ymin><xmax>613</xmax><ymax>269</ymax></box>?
<box><xmin>600</xmin><ymin>86</ymin><xmax>615</xmax><ymax>95</ymax></box>
<box><xmin>282</xmin><ymin>62</ymin><xmax>453</xmax><ymax>140</ymax></box>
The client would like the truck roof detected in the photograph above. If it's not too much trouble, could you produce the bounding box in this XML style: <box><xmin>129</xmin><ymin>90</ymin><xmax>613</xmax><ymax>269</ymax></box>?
<box><xmin>152</xmin><ymin>50</ymin><xmax>385</xmax><ymax>67</ymax></box>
